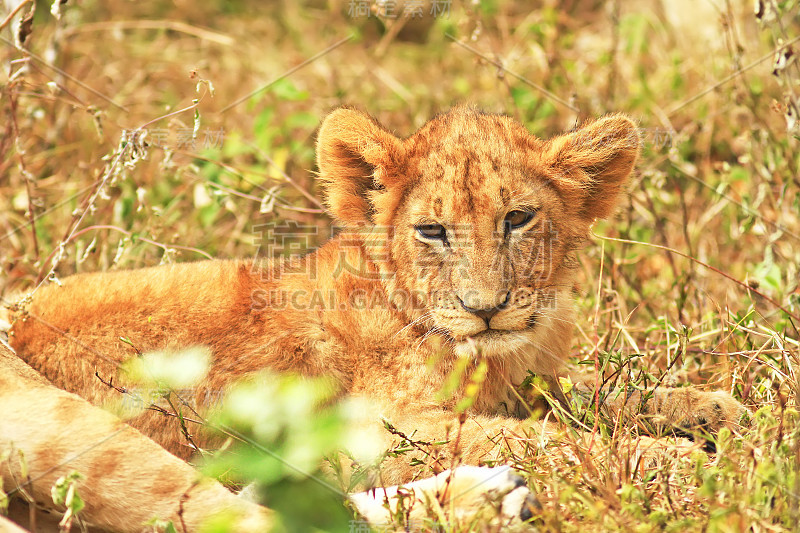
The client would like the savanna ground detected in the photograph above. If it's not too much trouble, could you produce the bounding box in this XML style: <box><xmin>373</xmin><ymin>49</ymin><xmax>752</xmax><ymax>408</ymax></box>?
<box><xmin>1</xmin><ymin>0</ymin><xmax>799</xmax><ymax>531</ymax></box>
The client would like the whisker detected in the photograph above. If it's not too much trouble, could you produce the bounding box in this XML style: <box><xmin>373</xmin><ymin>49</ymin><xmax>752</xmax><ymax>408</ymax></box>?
<box><xmin>392</xmin><ymin>311</ymin><xmax>434</xmax><ymax>339</ymax></box>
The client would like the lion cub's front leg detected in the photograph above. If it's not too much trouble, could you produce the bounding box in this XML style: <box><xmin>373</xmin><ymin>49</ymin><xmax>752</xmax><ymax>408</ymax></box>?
<box><xmin>598</xmin><ymin>385</ymin><xmax>748</xmax><ymax>442</ymax></box>
<box><xmin>564</xmin><ymin>362</ymin><xmax>747</xmax><ymax>442</ymax></box>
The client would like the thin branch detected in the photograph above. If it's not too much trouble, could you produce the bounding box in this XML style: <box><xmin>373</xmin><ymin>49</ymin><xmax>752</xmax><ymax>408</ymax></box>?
<box><xmin>594</xmin><ymin>232</ymin><xmax>800</xmax><ymax>323</ymax></box>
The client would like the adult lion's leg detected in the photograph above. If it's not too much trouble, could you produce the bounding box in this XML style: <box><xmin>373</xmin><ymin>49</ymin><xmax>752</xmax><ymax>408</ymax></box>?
<box><xmin>346</xmin><ymin>407</ymin><xmax>543</xmax><ymax>524</ymax></box>
<box><xmin>349</xmin><ymin>465</ymin><xmax>539</xmax><ymax>526</ymax></box>
<box><xmin>0</xmin><ymin>342</ymin><xmax>271</xmax><ymax>532</ymax></box>
<box><xmin>375</xmin><ymin>408</ymin><xmax>540</xmax><ymax>482</ymax></box>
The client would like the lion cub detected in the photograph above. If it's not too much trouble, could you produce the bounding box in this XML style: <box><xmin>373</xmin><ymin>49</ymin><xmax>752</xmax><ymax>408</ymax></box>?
<box><xmin>8</xmin><ymin>107</ymin><xmax>744</xmax><ymax>492</ymax></box>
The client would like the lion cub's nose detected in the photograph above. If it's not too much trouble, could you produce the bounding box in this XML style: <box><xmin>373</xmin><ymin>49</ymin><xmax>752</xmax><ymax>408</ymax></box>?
<box><xmin>458</xmin><ymin>291</ymin><xmax>510</xmax><ymax>325</ymax></box>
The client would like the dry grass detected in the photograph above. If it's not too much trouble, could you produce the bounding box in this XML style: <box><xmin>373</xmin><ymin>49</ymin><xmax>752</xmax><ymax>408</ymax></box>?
<box><xmin>1</xmin><ymin>0</ymin><xmax>799</xmax><ymax>531</ymax></box>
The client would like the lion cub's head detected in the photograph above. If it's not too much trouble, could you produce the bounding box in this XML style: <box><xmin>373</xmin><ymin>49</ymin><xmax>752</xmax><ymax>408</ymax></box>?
<box><xmin>316</xmin><ymin>107</ymin><xmax>639</xmax><ymax>360</ymax></box>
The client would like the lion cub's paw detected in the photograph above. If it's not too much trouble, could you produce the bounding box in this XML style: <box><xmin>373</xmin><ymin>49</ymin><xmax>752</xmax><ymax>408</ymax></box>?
<box><xmin>349</xmin><ymin>465</ymin><xmax>539</xmax><ymax>527</ymax></box>
<box><xmin>663</xmin><ymin>388</ymin><xmax>749</xmax><ymax>435</ymax></box>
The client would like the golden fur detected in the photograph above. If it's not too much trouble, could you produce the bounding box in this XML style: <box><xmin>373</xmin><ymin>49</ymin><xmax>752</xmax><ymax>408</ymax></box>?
<box><xmin>4</xmin><ymin>107</ymin><xmax>745</xmax><ymax>529</ymax></box>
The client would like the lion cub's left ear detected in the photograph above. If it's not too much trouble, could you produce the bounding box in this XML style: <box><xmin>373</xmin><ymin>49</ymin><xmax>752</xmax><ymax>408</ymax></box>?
<box><xmin>316</xmin><ymin>108</ymin><xmax>406</xmax><ymax>226</ymax></box>
<box><xmin>544</xmin><ymin>114</ymin><xmax>640</xmax><ymax>222</ymax></box>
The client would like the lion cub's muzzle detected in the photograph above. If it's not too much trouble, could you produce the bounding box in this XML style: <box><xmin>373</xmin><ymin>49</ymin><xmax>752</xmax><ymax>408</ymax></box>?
<box><xmin>457</xmin><ymin>290</ymin><xmax>511</xmax><ymax>327</ymax></box>
<box><xmin>432</xmin><ymin>288</ymin><xmax>543</xmax><ymax>340</ymax></box>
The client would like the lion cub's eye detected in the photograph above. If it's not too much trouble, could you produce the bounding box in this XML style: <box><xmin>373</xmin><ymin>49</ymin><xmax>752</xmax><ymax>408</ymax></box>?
<box><xmin>503</xmin><ymin>210</ymin><xmax>535</xmax><ymax>234</ymax></box>
<box><xmin>415</xmin><ymin>224</ymin><xmax>447</xmax><ymax>241</ymax></box>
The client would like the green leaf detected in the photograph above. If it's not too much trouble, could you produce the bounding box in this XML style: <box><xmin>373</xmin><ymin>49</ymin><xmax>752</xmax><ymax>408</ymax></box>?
<box><xmin>51</xmin><ymin>471</ymin><xmax>85</xmax><ymax>513</ymax></box>
<box><xmin>123</xmin><ymin>347</ymin><xmax>211</xmax><ymax>389</ymax></box>
<box><xmin>270</xmin><ymin>79</ymin><xmax>309</xmax><ymax>101</ymax></box>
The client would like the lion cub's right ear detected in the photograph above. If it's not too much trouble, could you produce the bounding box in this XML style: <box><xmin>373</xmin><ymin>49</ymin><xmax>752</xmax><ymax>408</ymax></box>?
<box><xmin>316</xmin><ymin>108</ymin><xmax>406</xmax><ymax>227</ymax></box>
